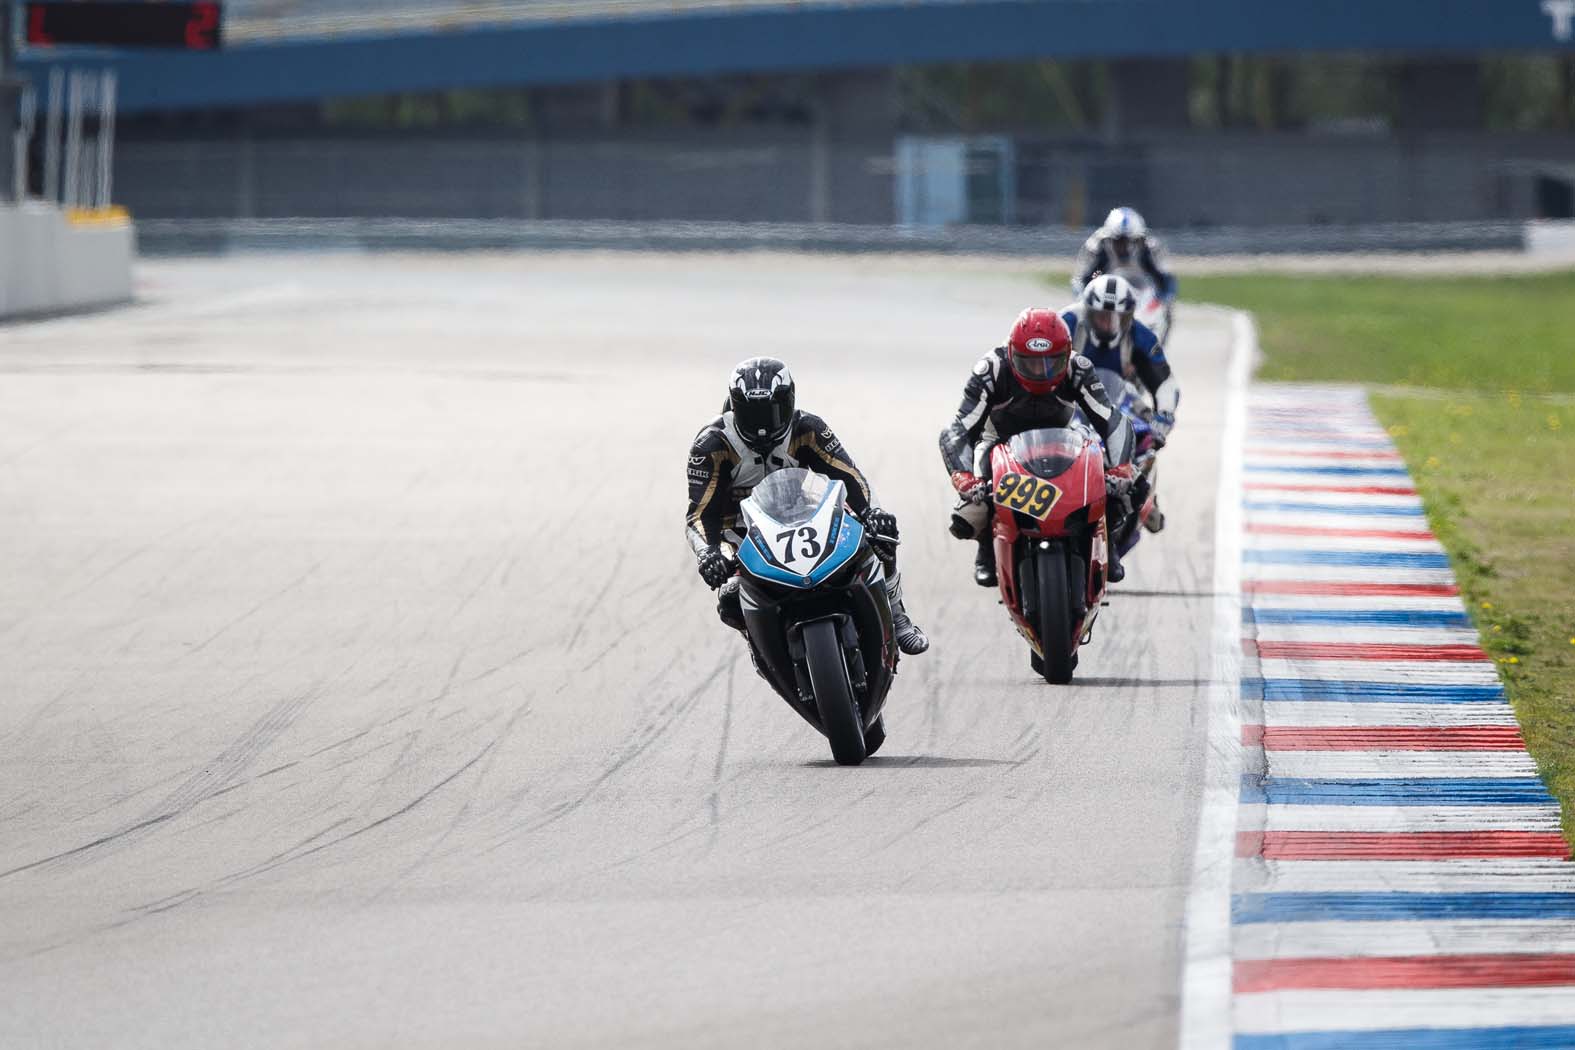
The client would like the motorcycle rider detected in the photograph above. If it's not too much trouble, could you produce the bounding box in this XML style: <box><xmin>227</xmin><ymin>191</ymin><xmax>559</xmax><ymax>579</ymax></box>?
<box><xmin>1062</xmin><ymin>274</ymin><xmax>1179</xmax><ymax>531</ymax></box>
<box><xmin>686</xmin><ymin>356</ymin><xmax>929</xmax><ymax>656</ymax></box>
<box><xmin>940</xmin><ymin>308</ymin><xmax>1139</xmax><ymax>587</ymax></box>
<box><xmin>1071</xmin><ymin>208</ymin><xmax>1178</xmax><ymax>321</ymax></box>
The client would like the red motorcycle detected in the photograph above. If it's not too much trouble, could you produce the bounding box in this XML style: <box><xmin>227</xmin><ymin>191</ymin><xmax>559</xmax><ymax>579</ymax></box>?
<box><xmin>987</xmin><ymin>423</ymin><xmax>1115</xmax><ymax>683</ymax></box>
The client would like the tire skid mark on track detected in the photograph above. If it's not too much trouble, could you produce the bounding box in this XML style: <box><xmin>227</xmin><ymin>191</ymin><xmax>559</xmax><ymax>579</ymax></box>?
<box><xmin>480</xmin><ymin>647</ymin><xmax>726</xmax><ymax>855</ymax></box>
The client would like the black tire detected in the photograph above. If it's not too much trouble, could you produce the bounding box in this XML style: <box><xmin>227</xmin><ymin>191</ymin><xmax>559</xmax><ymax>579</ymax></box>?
<box><xmin>1034</xmin><ymin>550</ymin><xmax>1076</xmax><ymax>685</ymax></box>
<box><xmin>802</xmin><ymin>619</ymin><xmax>866</xmax><ymax>766</ymax></box>
<box><xmin>864</xmin><ymin>715</ymin><xmax>886</xmax><ymax>758</ymax></box>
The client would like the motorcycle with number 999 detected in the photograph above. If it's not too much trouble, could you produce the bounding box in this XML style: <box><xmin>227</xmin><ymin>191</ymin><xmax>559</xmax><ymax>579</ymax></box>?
<box><xmin>734</xmin><ymin>468</ymin><xmax>900</xmax><ymax>765</ymax></box>
<box><xmin>987</xmin><ymin>418</ymin><xmax>1132</xmax><ymax>684</ymax></box>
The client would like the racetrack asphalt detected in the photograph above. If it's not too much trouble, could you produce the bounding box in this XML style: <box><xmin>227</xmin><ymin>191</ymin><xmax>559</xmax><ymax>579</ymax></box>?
<box><xmin>0</xmin><ymin>252</ymin><xmax>1236</xmax><ymax>1049</ymax></box>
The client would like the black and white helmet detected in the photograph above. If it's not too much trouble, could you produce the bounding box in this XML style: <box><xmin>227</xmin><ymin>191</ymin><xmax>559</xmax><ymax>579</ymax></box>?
<box><xmin>1081</xmin><ymin>274</ymin><xmax>1138</xmax><ymax>349</ymax></box>
<box><xmin>728</xmin><ymin>356</ymin><xmax>796</xmax><ymax>453</ymax></box>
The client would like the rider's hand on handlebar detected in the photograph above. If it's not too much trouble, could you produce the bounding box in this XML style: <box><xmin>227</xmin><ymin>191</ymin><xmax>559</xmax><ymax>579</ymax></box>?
<box><xmin>864</xmin><ymin>508</ymin><xmax>900</xmax><ymax>548</ymax></box>
<box><xmin>951</xmin><ymin>471</ymin><xmax>989</xmax><ymax>503</ymax></box>
<box><xmin>698</xmin><ymin>548</ymin><xmax>732</xmax><ymax>589</ymax></box>
<box><xmin>1152</xmin><ymin>412</ymin><xmax>1175</xmax><ymax>448</ymax></box>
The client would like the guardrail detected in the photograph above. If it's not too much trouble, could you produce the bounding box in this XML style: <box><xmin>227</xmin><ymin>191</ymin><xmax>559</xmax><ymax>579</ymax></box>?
<box><xmin>131</xmin><ymin>217</ymin><xmax>1529</xmax><ymax>257</ymax></box>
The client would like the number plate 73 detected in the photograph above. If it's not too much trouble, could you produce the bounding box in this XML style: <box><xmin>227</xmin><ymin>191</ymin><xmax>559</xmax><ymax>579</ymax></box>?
<box><xmin>993</xmin><ymin>472</ymin><xmax>1062</xmax><ymax>520</ymax></box>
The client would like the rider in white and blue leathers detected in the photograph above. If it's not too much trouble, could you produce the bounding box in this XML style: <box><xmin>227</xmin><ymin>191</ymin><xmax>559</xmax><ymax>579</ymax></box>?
<box><xmin>1062</xmin><ymin>274</ymin><xmax>1180</xmax><ymax>531</ymax></box>
<box><xmin>1071</xmin><ymin>207</ymin><xmax>1178</xmax><ymax>311</ymax></box>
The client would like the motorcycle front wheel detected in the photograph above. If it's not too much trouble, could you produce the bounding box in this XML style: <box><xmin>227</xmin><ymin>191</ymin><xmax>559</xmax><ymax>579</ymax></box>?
<box><xmin>1034</xmin><ymin>549</ymin><xmax>1076</xmax><ymax>684</ymax></box>
<box><xmin>802</xmin><ymin>619</ymin><xmax>867</xmax><ymax>766</ymax></box>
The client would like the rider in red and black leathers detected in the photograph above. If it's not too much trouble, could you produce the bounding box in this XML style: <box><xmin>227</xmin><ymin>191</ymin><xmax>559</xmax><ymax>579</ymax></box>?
<box><xmin>940</xmin><ymin>308</ymin><xmax>1138</xmax><ymax>586</ymax></box>
<box><xmin>687</xmin><ymin>356</ymin><xmax>929</xmax><ymax>656</ymax></box>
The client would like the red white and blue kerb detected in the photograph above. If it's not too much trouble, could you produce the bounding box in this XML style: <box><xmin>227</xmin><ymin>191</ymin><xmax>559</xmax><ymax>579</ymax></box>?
<box><xmin>1232</xmin><ymin>386</ymin><xmax>1575</xmax><ymax>1049</ymax></box>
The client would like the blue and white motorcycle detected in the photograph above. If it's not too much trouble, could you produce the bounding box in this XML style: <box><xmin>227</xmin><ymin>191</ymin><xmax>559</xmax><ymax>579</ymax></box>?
<box><xmin>1090</xmin><ymin>367</ymin><xmax>1162</xmax><ymax>559</ymax></box>
<box><xmin>735</xmin><ymin>468</ymin><xmax>900</xmax><ymax>766</ymax></box>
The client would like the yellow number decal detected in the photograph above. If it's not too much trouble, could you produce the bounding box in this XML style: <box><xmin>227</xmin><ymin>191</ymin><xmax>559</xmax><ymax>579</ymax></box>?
<box><xmin>1026</xmin><ymin>482</ymin><xmax>1055</xmax><ymax>518</ymax></box>
<box><xmin>995</xmin><ymin>472</ymin><xmax>1061</xmax><ymax>520</ymax></box>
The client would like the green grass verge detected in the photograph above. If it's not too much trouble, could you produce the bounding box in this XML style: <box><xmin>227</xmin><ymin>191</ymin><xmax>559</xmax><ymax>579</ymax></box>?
<box><xmin>1185</xmin><ymin>272</ymin><xmax>1575</xmax><ymax>393</ymax></box>
<box><xmin>1186</xmin><ymin>272</ymin><xmax>1575</xmax><ymax>843</ymax></box>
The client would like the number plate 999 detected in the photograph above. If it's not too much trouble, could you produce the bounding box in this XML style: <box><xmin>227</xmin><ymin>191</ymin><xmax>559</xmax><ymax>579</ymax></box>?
<box><xmin>993</xmin><ymin>473</ymin><xmax>1062</xmax><ymax>520</ymax></box>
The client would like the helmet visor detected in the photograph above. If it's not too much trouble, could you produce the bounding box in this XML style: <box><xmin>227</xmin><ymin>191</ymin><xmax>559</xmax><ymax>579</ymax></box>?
<box><xmin>736</xmin><ymin>397</ymin><xmax>792</xmax><ymax>446</ymax></box>
<box><xmin>1089</xmin><ymin>308</ymin><xmax>1127</xmax><ymax>342</ymax></box>
<box><xmin>1111</xmin><ymin>236</ymin><xmax>1137</xmax><ymax>261</ymax></box>
<box><xmin>1010</xmin><ymin>349</ymin><xmax>1069</xmax><ymax>386</ymax></box>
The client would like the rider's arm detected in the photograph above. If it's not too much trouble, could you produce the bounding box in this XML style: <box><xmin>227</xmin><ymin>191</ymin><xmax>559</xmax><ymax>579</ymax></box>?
<box><xmin>1071</xmin><ymin>238</ymin><xmax>1104</xmax><ymax>294</ymax></box>
<box><xmin>790</xmin><ymin>413</ymin><xmax>876</xmax><ymax>514</ymax></box>
<box><xmin>939</xmin><ymin>352</ymin><xmax>1000</xmax><ymax>475</ymax></box>
<box><xmin>685</xmin><ymin>425</ymin><xmax>736</xmax><ymax>558</ymax></box>
<box><xmin>1141</xmin><ymin>238</ymin><xmax>1178</xmax><ymax>300</ymax></box>
<box><xmin>1131</xmin><ymin>325</ymin><xmax>1180</xmax><ymax>419</ymax></box>
<box><xmin>1069</xmin><ymin>356</ymin><xmax>1137</xmax><ymax>466</ymax></box>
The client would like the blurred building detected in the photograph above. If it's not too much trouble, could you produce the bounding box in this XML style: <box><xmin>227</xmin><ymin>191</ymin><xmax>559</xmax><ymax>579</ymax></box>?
<box><xmin>15</xmin><ymin>0</ymin><xmax>1575</xmax><ymax>228</ymax></box>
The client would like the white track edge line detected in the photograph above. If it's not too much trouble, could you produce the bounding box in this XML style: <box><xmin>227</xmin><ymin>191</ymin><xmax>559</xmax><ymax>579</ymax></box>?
<box><xmin>1178</xmin><ymin>308</ymin><xmax>1251</xmax><ymax>1050</ymax></box>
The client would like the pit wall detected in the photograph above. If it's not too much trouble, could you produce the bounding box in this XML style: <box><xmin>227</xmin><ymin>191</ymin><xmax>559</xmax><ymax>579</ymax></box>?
<box><xmin>1</xmin><ymin>203</ymin><xmax>136</xmax><ymax>319</ymax></box>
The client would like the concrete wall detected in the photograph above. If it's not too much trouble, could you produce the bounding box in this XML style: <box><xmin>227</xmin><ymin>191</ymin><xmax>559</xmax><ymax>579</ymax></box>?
<box><xmin>109</xmin><ymin>130</ymin><xmax>1575</xmax><ymax>228</ymax></box>
<box><xmin>113</xmin><ymin>132</ymin><xmax>895</xmax><ymax>224</ymax></box>
<box><xmin>0</xmin><ymin>203</ymin><xmax>135</xmax><ymax>319</ymax></box>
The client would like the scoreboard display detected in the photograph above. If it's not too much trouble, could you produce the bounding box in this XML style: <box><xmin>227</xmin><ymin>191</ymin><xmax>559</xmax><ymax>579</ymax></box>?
<box><xmin>24</xmin><ymin>2</ymin><xmax>223</xmax><ymax>50</ymax></box>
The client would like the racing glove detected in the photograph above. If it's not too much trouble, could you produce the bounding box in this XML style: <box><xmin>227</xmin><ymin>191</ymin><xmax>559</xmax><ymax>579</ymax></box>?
<box><xmin>865</xmin><ymin>508</ymin><xmax>899</xmax><ymax>541</ymax></box>
<box><xmin>951</xmin><ymin>471</ymin><xmax>989</xmax><ymax>503</ymax></box>
<box><xmin>864</xmin><ymin>509</ymin><xmax>900</xmax><ymax>559</ymax></box>
<box><xmin>697</xmin><ymin>548</ymin><xmax>732</xmax><ymax>590</ymax></box>
<box><xmin>1151</xmin><ymin>411</ymin><xmax>1175</xmax><ymax>448</ymax></box>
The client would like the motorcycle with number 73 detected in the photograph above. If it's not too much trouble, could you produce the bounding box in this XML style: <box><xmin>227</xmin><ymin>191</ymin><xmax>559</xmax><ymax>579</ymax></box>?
<box><xmin>733</xmin><ymin>468</ymin><xmax>901</xmax><ymax>765</ymax></box>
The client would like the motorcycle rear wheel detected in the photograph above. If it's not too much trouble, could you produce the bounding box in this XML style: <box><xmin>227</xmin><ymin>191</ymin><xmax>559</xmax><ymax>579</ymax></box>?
<box><xmin>802</xmin><ymin>619</ymin><xmax>867</xmax><ymax>766</ymax></box>
<box><xmin>1034</xmin><ymin>551</ymin><xmax>1076</xmax><ymax>685</ymax></box>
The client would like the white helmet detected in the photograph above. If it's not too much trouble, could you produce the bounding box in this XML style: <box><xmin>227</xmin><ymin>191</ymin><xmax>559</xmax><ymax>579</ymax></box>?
<box><xmin>1081</xmin><ymin>273</ymin><xmax>1138</xmax><ymax>348</ymax></box>
<box><xmin>1102</xmin><ymin>207</ymin><xmax>1147</xmax><ymax>262</ymax></box>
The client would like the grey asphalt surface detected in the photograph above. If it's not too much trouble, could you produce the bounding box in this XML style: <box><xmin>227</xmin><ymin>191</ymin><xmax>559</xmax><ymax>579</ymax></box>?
<box><xmin>0</xmin><ymin>253</ymin><xmax>1233</xmax><ymax>1049</ymax></box>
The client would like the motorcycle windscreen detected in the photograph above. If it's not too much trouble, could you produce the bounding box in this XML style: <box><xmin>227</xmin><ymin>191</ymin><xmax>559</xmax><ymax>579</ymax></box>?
<box><xmin>1095</xmin><ymin>368</ymin><xmax>1137</xmax><ymax>410</ymax></box>
<box><xmin>1007</xmin><ymin>428</ymin><xmax>1086</xmax><ymax>480</ymax></box>
<box><xmin>738</xmin><ymin>468</ymin><xmax>863</xmax><ymax>586</ymax></box>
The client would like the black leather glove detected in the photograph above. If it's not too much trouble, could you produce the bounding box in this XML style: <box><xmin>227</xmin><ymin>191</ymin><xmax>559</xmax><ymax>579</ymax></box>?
<box><xmin>864</xmin><ymin>508</ymin><xmax>899</xmax><ymax>544</ymax></box>
<box><xmin>697</xmin><ymin>548</ymin><xmax>732</xmax><ymax>589</ymax></box>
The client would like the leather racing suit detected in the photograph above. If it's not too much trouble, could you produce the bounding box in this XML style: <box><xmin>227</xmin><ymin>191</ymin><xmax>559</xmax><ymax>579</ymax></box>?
<box><xmin>938</xmin><ymin>347</ymin><xmax>1138</xmax><ymax>578</ymax></box>
<box><xmin>686</xmin><ymin>407</ymin><xmax>926</xmax><ymax>652</ymax></box>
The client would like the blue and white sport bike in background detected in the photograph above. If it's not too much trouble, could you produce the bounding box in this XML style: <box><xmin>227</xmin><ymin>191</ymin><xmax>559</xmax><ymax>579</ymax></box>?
<box><xmin>735</xmin><ymin>468</ymin><xmax>900</xmax><ymax>766</ymax></box>
<box><xmin>1094</xmin><ymin>368</ymin><xmax>1163</xmax><ymax>558</ymax></box>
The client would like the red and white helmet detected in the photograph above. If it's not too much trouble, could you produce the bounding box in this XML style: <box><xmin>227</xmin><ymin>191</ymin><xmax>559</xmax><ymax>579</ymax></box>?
<box><xmin>1006</xmin><ymin>308</ymin><xmax>1072</xmax><ymax>395</ymax></box>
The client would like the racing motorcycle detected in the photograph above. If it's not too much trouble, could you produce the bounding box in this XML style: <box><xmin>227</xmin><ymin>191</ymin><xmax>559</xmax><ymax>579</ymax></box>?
<box><xmin>734</xmin><ymin>468</ymin><xmax>899</xmax><ymax>765</ymax></box>
<box><xmin>1095</xmin><ymin>368</ymin><xmax>1162</xmax><ymax>556</ymax></box>
<box><xmin>1133</xmin><ymin>284</ymin><xmax>1172</xmax><ymax>348</ymax></box>
<box><xmin>984</xmin><ymin>419</ymin><xmax>1132</xmax><ymax>684</ymax></box>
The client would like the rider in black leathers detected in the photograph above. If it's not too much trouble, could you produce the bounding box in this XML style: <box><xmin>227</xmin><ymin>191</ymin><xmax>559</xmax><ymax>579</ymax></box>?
<box><xmin>940</xmin><ymin>308</ymin><xmax>1138</xmax><ymax>587</ymax></box>
<box><xmin>686</xmin><ymin>356</ymin><xmax>929</xmax><ymax>656</ymax></box>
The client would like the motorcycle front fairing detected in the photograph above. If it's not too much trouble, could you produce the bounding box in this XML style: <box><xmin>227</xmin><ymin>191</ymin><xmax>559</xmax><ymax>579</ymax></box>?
<box><xmin>735</xmin><ymin>469</ymin><xmax>896</xmax><ymax>733</ymax></box>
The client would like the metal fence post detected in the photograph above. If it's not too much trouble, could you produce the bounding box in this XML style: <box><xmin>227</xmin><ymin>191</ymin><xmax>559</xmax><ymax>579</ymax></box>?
<box><xmin>98</xmin><ymin>70</ymin><xmax>117</xmax><ymax>208</ymax></box>
<box><xmin>15</xmin><ymin>85</ymin><xmax>34</xmax><ymax>201</ymax></box>
<box><xmin>44</xmin><ymin>67</ymin><xmax>63</xmax><ymax>203</ymax></box>
<box><xmin>63</xmin><ymin>70</ymin><xmax>84</xmax><ymax>208</ymax></box>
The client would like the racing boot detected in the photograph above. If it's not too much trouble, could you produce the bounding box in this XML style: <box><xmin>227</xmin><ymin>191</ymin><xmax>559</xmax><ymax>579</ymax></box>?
<box><xmin>886</xmin><ymin>570</ymin><xmax>929</xmax><ymax>655</ymax></box>
<box><xmin>1142</xmin><ymin>495</ymin><xmax>1166</xmax><ymax>534</ymax></box>
<box><xmin>1107</xmin><ymin>543</ymin><xmax>1126</xmax><ymax>584</ymax></box>
<box><xmin>974</xmin><ymin>537</ymin><xmax>997</xmax><ymax>588</ymax></box>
